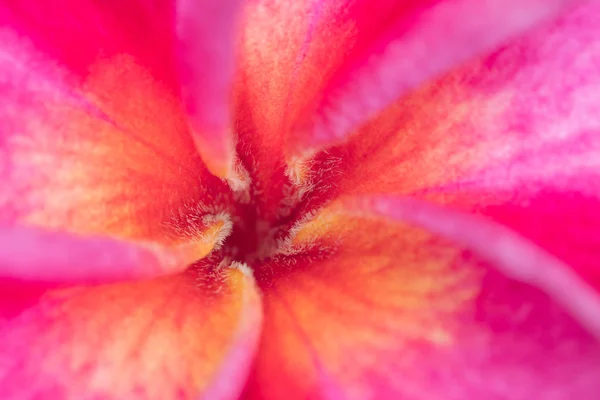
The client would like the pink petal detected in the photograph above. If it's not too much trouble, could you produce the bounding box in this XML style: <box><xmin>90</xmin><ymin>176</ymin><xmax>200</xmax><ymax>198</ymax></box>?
<box><xmin>236</xmin><ymin>0</ymin><xmax>438</xmax><ymax>214</ymax></box>
<box><xmin>345</xmin><ymin>195</ymin><xmax>600</xmax><ymax>339</ymax></box>
<box><xmin>284</xmin><ymin>0</ymin><xmax>584</xmax><ymax>159</ymax></box>
<box><xmin>0</xmin><ymin>225</ymin><xmax>211</xmax><ymax>284</ymax></box>
<box><xmin>326</xmin><ymin>0</ymin><xmax>600</xmax><ymax>198</ymax></box>
<box><xmin>0</xmin><ymin>12</ymin><xmax>231</xmax><ymax>242</ymax></box>
<box><xmin>176</xmin><ymin>0</ymin><xmax>244</xmax><ymax>178</ymax></box>
<box><xmin>302</xmin><ymin>1</ymin><xmax>600</xmax><ymax>291</ymax></box>
<box><xmin>0</xmin><ymin>264</ymin><xmax>261</xmax><ymax>399</ymax></box>
<box><xmin>0</xmin><ymin>1</ymin><xmax>178</xmax><ymax>85</ymax></box>
<box><xmin>244</xmin><ymin>206</ymin><xmax>600</xmax><ymax>399</ymax></box>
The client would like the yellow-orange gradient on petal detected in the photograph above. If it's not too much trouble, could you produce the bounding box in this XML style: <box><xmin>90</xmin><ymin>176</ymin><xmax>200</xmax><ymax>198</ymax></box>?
<box><xmin>0</xmin><ymin>265</ymin><xmax>261</xmax><ymax>399</ymax></box>
<box><xmin>0</xmin><ymin>33</ymin><xmax>230</xmax><ymax>244</ymax></box>
<box><xmin>247</xmin><ymin>206</ymin><xmax>480</xmax><ymax>399</ymax></box>
<box><xmin>244</xmin><ymin>204</ymin><xmax>600</xmax><ymax>399</ymax></box>
<box><xmin>309</xmin><ymin>3</ymin><xmax>600</xmax><ymax>295</ymax></box>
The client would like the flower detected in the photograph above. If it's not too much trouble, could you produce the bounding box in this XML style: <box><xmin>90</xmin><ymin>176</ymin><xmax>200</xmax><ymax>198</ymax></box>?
<box><xmin>0</xmin><ymin>0</ymin><xmax>599</xmax><ymax>398</ymax></box>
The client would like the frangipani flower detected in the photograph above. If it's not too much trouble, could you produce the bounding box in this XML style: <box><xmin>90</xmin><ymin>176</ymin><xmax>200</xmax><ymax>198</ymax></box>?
<box><xmin>1</xmin><ymin>0</ymin><xmax>599</xmax><ymax>398</ymax></box>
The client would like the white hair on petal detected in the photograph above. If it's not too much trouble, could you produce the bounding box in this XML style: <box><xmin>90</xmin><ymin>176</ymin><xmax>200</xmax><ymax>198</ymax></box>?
<box><xmin>229</xmin><ymin>261</ymin><xmax>255</xmax><ymax>280</ymax></box>
<box><xmin>200</xmin><ymin>212</ymin><xmax>233</xmax><ymax>251</ymax></box>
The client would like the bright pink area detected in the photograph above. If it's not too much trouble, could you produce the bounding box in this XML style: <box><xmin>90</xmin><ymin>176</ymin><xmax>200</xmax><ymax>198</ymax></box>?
<box><xmin>287</xmin><ymin>0</ymin><xmax>585</xmax><ymax>158</ymax></box>
<box><xmin>0</xmin><ymin>1</ymin><xmax>178</xmax><ymax>86</ymax></box>
<box><xmin>0</xmin><ymin>0</ymin><xmax>597</xmax><ymax>398</ymax></box>
<box><xmin>402</xmin><ymin>2</ymin><xmax>600</xmax><ymax>295</ymax></box>
<box><xmin>479</xmin><ymin>190</ymin><xmax>600</xmax><ymax>290</ymax></box>
<box><xmin>176</xmin><ymin>0</ymin><xmax>244</xmax><ymax>177</ymax></box>
<box><xmin>0</xmin><ymin>225</ymin><xmax>191</xmax><ymax>284</ymax></box>
<box><xmin>348</xmin><ymin>195</ymin><xmax>600</xmax><ymax>340</ymax></box>
<box><xmin>297</xmin><ymin>1</ymin><xmax>600</xmax><ymax>298</ymax></box>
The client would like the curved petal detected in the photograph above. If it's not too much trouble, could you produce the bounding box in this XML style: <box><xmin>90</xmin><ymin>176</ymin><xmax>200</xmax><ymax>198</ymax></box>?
<box><xmin>236</xmin><ymin>0</ymin><xmax>431</xmax><ymax>217</ymax></box>
<box><xmin>345</xmin><ymin>195</ymin><xmax>600</xmax><ymax>339</ymax></box>
<box><xmin>0</xmin><ymin>12</ymin><xmax>231</xmax><ymax>242</ymax></box>
<box><xmin>284</xmin><ymin>0</ymin><xmax>584</xmax><ymax>159</ymax></box>
<box><xmin>326</xmin><ymin>0</ymin><xmax>600</xmax><ymax>195</ymax></box>
<box><xmin>317</xmin><ymin>1</ymin><xmax>600</xmax><ymax>290</ymax></box>
<box><xmin>0</xmin><ymin>225</ymin><xmax>231</xmax><ymax>284</ymax></box>
<box><xmin>176</xmin><ymin>0</ymin><xmax>244</xmax><ymax>179</ymax></box>
<box><xmin>244</xmin><ymin>207</ymin><xmax>600</xmax><ymax>399</ymax></box>
<box><xmin>0</xmin><ymin>264</ymin><xmax>262</xmax><ymax>399</ymax></box>
<box><xmin>234</xmin><ymin>0</ymin><xmax>398</xmax><ymax>222</ymax></box>
<box><xmin>235</xmin><ymin>0</ymin><xmax>584</xmax><ymax>222</ymax></box>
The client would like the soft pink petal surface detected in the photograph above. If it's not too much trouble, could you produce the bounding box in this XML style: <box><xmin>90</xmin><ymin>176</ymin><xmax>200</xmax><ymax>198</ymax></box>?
<box><xmin>234</xmin><ymin>0</ymin><xmax>585</xmax><ymax>223</ymax></box>
<box><xmin>176</xmin><ymin>0</ymin><xmax>244</xmax><ymax>178</ymax></box>
<box><xmin>0</xmin><ymin>226</ymin><xmax>196</xmax><ymax>284</ymax></box>
<box><xmin>0</xmin><ymin>1</ymin><xmax>178</xmax><ymax>85</ymax></box>
<box><xmin>346</xmin><ymin>195</ymin><xmax>600</xmax><ymax>340</ymax></box>
<box><xmin>283</xmin><ymin>0</ymin><xmax>585</xmax><ymax>159</ymax></box>
<box><xmin>1</xmin><ymin>0</ymin><xmax>598</xmax><ymax>399</ymax></box>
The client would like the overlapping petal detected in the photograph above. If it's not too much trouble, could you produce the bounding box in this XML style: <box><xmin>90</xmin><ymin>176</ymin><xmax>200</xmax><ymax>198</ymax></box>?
<box><xmin>0</xmin><ymin>264</ymin><xmax>262</xmax><ymax>400</ymax></box>
<box><xmin>0</xmin><ymin>5</ymin><xmax>231</xmax><ymax>244</ymax></box>
<box><xmin>0</xmin><ymin>225</ymin><xmax>201</xmax><ymax>284</ymax></box>
<box><xmin>235</xmin><ymin>0</ymin><xmax>585</xmax><ymax>223</ymax></box>
<box><xmin>235</xmin><ymin>0</ymin><xmax>434</xmax><ymax>220</ymax></box>
<box><xmin>244</xmin><ymin>205</ymin><xmax>600</xmax><ymax>399</ymax></box>
<box><xmin>176</xmin><ymin>0</ymin><xmax>245</xmax><ymax>178</ymax></box>
<box><xmin>346</xmin><ymin>195</ymin><xmax>600</xmax><ymax>339</ymax></box>
<box><xmin>300</xmin><ymin>1</ymin><xmax>600</xmax><ymax>290</ymax></box>
<box><xmin>280</xmin><ymin>0</ymin><xmax>584</xmax><ymax>160</ymax></box>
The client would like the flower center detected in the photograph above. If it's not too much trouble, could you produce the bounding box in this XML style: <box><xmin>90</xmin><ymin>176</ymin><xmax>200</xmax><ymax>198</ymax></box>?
<box><xmin>220</xmin><ymin>210</ymin><xmax>292</xmax><ymax>269</ymax></box>
<box><xmin>175</xmin><ymin>148</ymin><xmax>345</xmax><ymax>281</ymax></box>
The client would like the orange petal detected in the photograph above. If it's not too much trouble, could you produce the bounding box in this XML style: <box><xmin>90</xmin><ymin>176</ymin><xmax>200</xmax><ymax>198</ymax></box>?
<box><xmin>244</xmin><ymin>206</ymin><xmax>600</xmax><ymax>399</ymax></box>
<box><xmin>345</xmin><ymin>195</ymin><xmax>600</xmax><ymax>338</ymax></box>
<box><xmin>0</xmin><ymin>264</ymin><xmax>262</xmax><ymax>399</ymax></box>
<box><xmin>0</xmin><ymin>24</ymin><xmax>230</xmax><ymax>243</ymax></box>
<box><xmin>291</xmin><ymin>3</ymin><xmax>600</xmax><ymax>277</ymax></box>
<box><xmin>233</xmin><ymin>0</ymin><xmax>321</xmax><ymax>222</ymax></box>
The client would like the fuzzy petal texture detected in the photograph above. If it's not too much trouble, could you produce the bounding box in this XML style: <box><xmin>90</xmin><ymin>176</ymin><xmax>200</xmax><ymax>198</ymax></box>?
<box><xmin>235</xmin><ymin>0</ymin><xmax>427</xmax><ymax>220</ymax></box>
<box><xmin>244</xmin><ymin>205</ymin><xmax>600</xmax><ymax>400</ymax></box>
<box><xmin>276</xmin><ymin>0</ymin><xmax>584</xmax><ymax>159</ymax></box>
<box><xmin>176</xmin><ymin>0</ymin><xmax>244</xmax><ymax>178</ymax></box>
<box><xmin>0</xmin><ymin>265</ymin><xmax>262</xmax><ymax>400</ymax></box>
<box><xmin>304</xmin><ymin>1</ymin><xmax>600</xmax><ymax>290</ymax></box>
<box><xmin>234</xmin><ymin>0</ymin><xmax>583</xmax><ymax>220</ymax></box>
<box><xmin>346</xmin><ymin>195</ymin><xmax>600</xmax><ymax>340</ymax></box>
<box><xmin>0</xmin><ymin>5</ymin><xmax>231</xmax><ymax>243</ymax></box>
